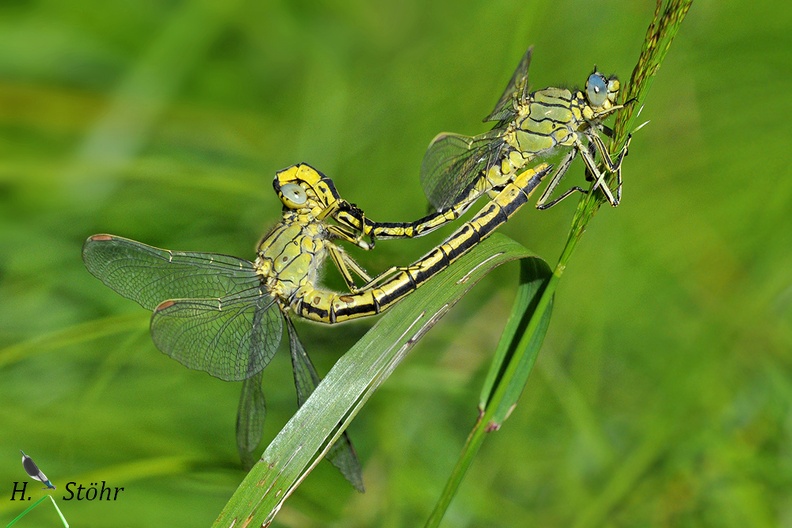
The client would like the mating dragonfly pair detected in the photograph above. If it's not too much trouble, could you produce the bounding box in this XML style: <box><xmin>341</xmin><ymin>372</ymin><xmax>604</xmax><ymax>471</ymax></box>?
<box><xmin>82</xmin><ymin>48</ymin><xmax>631</xmax><ymax>478</ymax></box>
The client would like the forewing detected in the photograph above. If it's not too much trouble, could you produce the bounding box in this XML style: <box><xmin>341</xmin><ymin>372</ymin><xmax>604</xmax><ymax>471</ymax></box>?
<box><xmin>83</xmin><ymin>234</ymin><xmax>259</xmax><ymax>311</ymax></box>
<box><xmin>484</xmin><ymin>46</ymin><xmax>533</xmax><ymax>123</ymax></box>
<box><xmin>150</xmin><ymin>289</ymin><xmax>283</xmax><ymax>381</ymax></box>
<box><xmin>420</xmin><ymin>132</ymin><xmax>504</xmax><ymax>210</ymax></box>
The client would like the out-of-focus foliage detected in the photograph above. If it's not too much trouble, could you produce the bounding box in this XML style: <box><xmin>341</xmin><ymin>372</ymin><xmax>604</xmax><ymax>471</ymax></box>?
<box><xmin>0</xmin><ymin>1</ymin><xmax>789</xmax><ymax>526</ymax></box>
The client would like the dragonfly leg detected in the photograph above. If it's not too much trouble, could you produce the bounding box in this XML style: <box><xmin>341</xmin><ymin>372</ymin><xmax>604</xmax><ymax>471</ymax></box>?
<box><xmin>320</xmin><ymin>199</ymin><xmax>376</xmax><ymax>250</ymax></box>
<box><xmin>329</xmin><ymin>200</ymin><xmax>379</xmax><ymax>250</ymax></box>
<box><xmin>327</xmin><ymin>243</ymin><xmax>373</xmax><ymax>292</ymax></box>
<box><xmin>584</xmin><ymin>132</ymin><xmax>631</xmax><ymax>206</ymax></box>
<box><xmin>354</xmin><ymin>264</ymin><xmax>408</xmax><ymax>291</ymax></box>
<box><xmin>534</xmin><ymin>150</ymin><xmax>586</xmax><ymax>210</ymax></box>
<box><xmin>576</xmin><ymin>136</ymin><xmax>620</xmax><ymax>206</ymax></box>
<box><xmin>588</xmin><ymin>131</ymin><xmax>631</xmax><ymax>173</ymax></box>
<box><xmin>592</xmin><ymin>102</ymin><xmax>627</xmax><ymax>122</ymax></box>
<box><xmin>328</xmin><ymin>223</ymin><xmax>373</xmax><ymax>251</ymax></box>
<box><xmin>330</xmin><ymin>202</ymin><xmax>378</xmax><ymax>247</ymax></box>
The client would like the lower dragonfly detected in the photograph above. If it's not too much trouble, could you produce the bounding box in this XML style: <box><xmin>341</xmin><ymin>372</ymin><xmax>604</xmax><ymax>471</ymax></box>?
<box><xmin>83</xmin><ymin>164</ymin><xmax>377</xmax><ymax>486</ymax></box>
<box><xmin>258</xmin><ymin>162</ymin><xmax>552</xmax><ymax>323</ymax></box>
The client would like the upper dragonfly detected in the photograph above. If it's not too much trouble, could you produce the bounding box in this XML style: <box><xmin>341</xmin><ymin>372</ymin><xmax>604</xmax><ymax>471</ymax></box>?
<box><xmin>417</xmin><ymin>47</ymin><xmax>631</xmax><ymax>230</ymax></box>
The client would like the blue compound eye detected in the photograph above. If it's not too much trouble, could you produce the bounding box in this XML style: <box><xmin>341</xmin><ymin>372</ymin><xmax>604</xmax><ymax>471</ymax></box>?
<box><xmin>280</xmin><ymin>183</ymin><xmax>307</xmax><ymax>207</ymax></box>
<box><xmin>586</xmin><ymin>72</ymin><xmax>608</xmax><ymax>107</ymax></box>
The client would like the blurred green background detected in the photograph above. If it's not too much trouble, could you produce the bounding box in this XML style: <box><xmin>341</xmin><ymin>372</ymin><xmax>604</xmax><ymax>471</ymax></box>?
<box><xmin>1</xmin><ymin>1</ymin><xmax>789</xmax><ymax>526</ymax></box>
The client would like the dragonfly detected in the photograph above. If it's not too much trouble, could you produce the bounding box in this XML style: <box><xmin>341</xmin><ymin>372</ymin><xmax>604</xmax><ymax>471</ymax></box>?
<box><xmin>82</xmin><ymin>164</ymin><xmax>378</xmax><ymax>486</ymax></box>
<box><xmin>20</xmin><ymin>451</ymin><xmax>56</xmax><ymax>489</ymax></box>
<box><xmin>399</xmin><ymin>46</ymin><xmax>632</xmax><ymax>240</ymax></box>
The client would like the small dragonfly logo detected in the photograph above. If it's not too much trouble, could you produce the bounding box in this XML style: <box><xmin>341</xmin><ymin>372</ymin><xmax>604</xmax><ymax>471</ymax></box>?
<box><xmin>9</xmin><ymin>451</ymin><xmax>69</xmax><ymax>527</ymax></box>
<box><xmin>20</xmin><ymin>450</ymin><xmax>56</xmax><ymax>489</ymax></box>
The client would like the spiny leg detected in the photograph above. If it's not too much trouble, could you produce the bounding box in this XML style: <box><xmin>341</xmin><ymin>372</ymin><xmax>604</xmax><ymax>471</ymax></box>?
<box><xmin>534</xmin><ymin>150</ymin><xmax>584</xmax><ymax>210</ymax></box>
<box><xmin>583</xmin><ymin>132</ymin><xmax>631</xmax><ymax>206</ymax></box>
<box><xmin>328</xmin><ymin>223</ymin><xmax>373</xmax><ymax>251</ymax></box>
<box><xmin>575</xmin><ymin>136</ymin><xmax>619</xmax><ymax>206</ymax></box>
<box><xmin>353</xmin><ymin>263</ymin><xmax>413</xmax><ymax>291</ymax></box>
<box><xmin>326</xmin><ymin>243</ymin><xmax>373</xmax><ymax>292</ymax></box>
<box><xmin>322</xmin><ymin>200</ymin><xmax>375</xmax><ymax>250</ymax></box>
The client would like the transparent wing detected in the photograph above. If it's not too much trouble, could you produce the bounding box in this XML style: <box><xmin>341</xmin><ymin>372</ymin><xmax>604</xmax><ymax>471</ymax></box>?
<box><xmin>286</xmin><ymin>317</ymin><xmax>320</xmax><ymax>407</ymax></box>
<box><xmin>236</xmin><ymin>368</ymin><xmax>266</xmax><ymax>469</ymax></box>
<box><xmin>420</xmin><ymin>131</ymin><xmax>506</xmax><ymax>211</ymax></box>
<box><xmin>484</xmin><ymin>46</ymin><xmax>533</xmax><ymax>123</ymax></box>
<box><xmin>150</xmin><ymin>288</ymin><xmax>283</xmax><ymax>381</ymax></box>
<box><xmin>286</xmin><ymin>318</ymin><xmax>364</xmax><ymax>492</ymax></box>
<box><xmin>82</xmin><ymin>234</ymin><xmax>260</xmax><ymax>311</ymax></box>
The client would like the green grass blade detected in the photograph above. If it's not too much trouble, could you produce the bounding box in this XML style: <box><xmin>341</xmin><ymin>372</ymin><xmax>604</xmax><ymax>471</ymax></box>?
<box><xmin>427</xmin><ymin>256</ymin><xmax>553</xmax><ymax>528</ymax></box>
<box><xmin>212</xmin><ymin>234</ymin><xmax>545</xmax><ymax>527</ymax></box>
<box><xmin>5</xmin><ymin>494</ymin><xmax>49</xmax><ymax>528</ymax></box>
<box><xmin>286</xmin><ymin>316</ymin><xmax>364</xmax><ymax>492</ymax></box>
<box><xmin>478</xmin><ymin>256</ymin><xmax>552</xmax><ymax>413</ymax></box>
<box><xmin>48</xmin><ymin>496</ymin><xmax>69</xmax><ymax>528</ymax></box>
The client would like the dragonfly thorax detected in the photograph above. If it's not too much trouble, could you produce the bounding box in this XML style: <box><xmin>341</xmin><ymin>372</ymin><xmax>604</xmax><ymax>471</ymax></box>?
<box><xmin>256</xmin><ymin>214</ymin><xmax>330</xmax><ymax>303</ymax></box>
<box><xmin>508</xmin><ymin>86</ymin><xmax>581</xmax><ymax>156</ymax></box>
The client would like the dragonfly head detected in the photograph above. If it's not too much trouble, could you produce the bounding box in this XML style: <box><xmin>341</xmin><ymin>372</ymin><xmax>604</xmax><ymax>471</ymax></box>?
<box><xmin>274</xmin><ymin>163</ymin><xmax>342</xmax><ymax>214</ymax></box>
<box><xmin>585</xmin><ymin>71</ymin><xmax>620</xmax><ymax>113</ymax></box>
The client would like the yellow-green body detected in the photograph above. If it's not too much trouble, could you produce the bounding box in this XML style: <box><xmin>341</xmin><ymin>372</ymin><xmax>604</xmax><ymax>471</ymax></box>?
<box><xmin>511</xmin><ymin>87</ymin><xmax>586</xmax><ymax>153</ymax></box>
<box><xmin>414</xmin><ymin>47</ymin><xmax>628</xmax><ymax>223</ymax></box>
<box><xmin>331</xmin><ymin>78</ymin><xmax>622</xmax><ymax>247</ymax></box>
<box><xmin>256</xmin><ymin>212</ymin><xmax>329</xmax><ymax>307</ymax></box>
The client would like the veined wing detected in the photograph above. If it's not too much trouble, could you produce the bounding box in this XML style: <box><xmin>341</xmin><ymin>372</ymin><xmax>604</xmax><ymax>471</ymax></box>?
<box><xmin>236</xmin><ymin>368</ymin><xmax>266</xmax><ymax>469</ymax></box>
<box><xmin>286</xmin><ymin>317</ymin><xmax>320</xmax><ymax>407</ymax></box>
<box><xmin>151</xmin><ymin>289</ymin><xmax>283</xmax><ymax>382</ymax></box>
<box><xmin>83</xmin><ymin>234</ymin><xmax>260</xmax><ymax>311</ymax></box>
<box><xmin>84</xmin><ymin>234</ymin><xmax>280</xmax><ymax>381</ymax></box>
<box><xmin>285</xmin><ymin>318</ymin><xmax>364</xmax><ymax>492</ymax></box>
<box><xmin>484</xmin><ymin>46</ymin><xmax>532</xmax><ymax>123</ymax></box>
<box><xmin>420</xmin><ymin>131</ymin><xmax>507</xmax><ymax>211</ymax></box>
